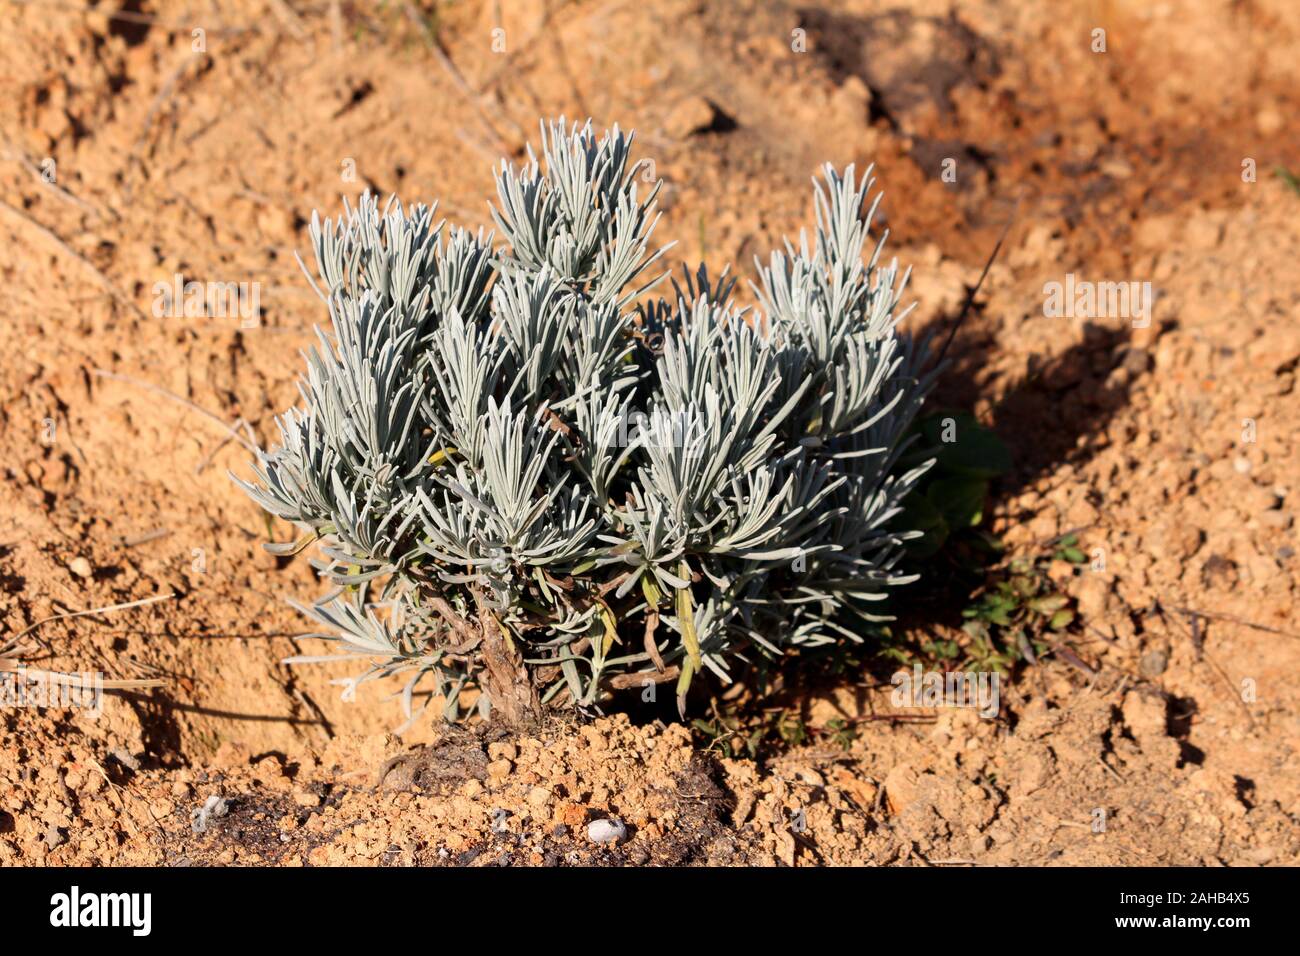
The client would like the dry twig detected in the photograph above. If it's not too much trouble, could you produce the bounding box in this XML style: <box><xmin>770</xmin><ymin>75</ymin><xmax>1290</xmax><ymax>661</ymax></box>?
<box><xmin>0</xmin><ymin>198</ymin><xmax>144</xmax><ymax>319</ymax></box>
<box><xmin>91</xmin><ymin>369</ymin><xmax>259</xmax><ymax>455</ymax></box>
<box><xmin>4</xmin><ymin>591</ymin><xmax>178</xmax><ymax>647</ymax></box>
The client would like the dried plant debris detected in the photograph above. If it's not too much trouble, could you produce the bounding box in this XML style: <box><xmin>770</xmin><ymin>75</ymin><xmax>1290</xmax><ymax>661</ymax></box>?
<box><xmin>239</xmin><ymin>118</ymin><xmax>933</xmax><ymax>724</ymax></box>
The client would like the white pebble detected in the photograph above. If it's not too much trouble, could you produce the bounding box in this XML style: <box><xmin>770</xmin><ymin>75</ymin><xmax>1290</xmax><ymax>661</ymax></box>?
<box><xmin>191</xmin><ymin>794</ymin><xmax>230</xmax><ymax>834</ymax></box>
<box><xmin>587</xmin><ymin>818</ymin><xmax>627</xmax><ymax>845</ymax></box>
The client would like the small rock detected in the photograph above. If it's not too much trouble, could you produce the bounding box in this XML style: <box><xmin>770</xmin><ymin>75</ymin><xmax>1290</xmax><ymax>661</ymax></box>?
<box><xmin>1045</xmin><ymin>559</ymin><xmax>1076</xmax><ymax>587</ymax></box>
<box><xmin>191</xmin><ymin>795</ymin><xmax>230</xmax><ymax>834</ymax></box>
<box><xmin>109</xmin><ymin>748</ymin><xmax>141</xmax><ymax>772</ymax></box>
<box><xmin>1041</xmin><ymin>351</ymin><xmax>1086</xmax><ymax>389</ymax></box>
<box><xmin>1201</xmin><ymin>554</ymin><xmax>1239</xmax><ymax>589</ymax></box>
<box><xmin>44</xmin><ymin>824</ymin><xmax>65</xmax><ymax>850</ymax></box>
<box><xmin>1073</xmin><ymin>574</ymin><xmax>1113</xmax><ymax>620</ymax></box>
<box><xmin>526</xmin><ymin>786</ymin><xmax>552</xmax><ymax>809</ymax></box>
<box><xmin>1260</xmin><ymin>510</ymin><xmax>1293</xmax><ymax>530</ymax></box>
<box><xmin>664</xmin><ymin>96</ymin><xmax>729</xmax><ymax>139</ymax></box>
<box><xmin>884</xmin><ymin>765</ymin><xmax>922</xmax><ymax>815</ymax></box>
<box><xmin>775</xmin><ymin>829</ymin><xmax>797</xmax><ymax>867</ymax></box>
<box><xmin>1065</xmin><ymin>497</ymin><xmax>1100</xmax><ymax>527</ymax></box>
<box><xmin>256</xmin><ymin>204</ymin><xmax>297</xmax><ymax>238</ymax></box>
<box><xmin>1097</xmin><ymin>156</ymin><xmax>1135</xmax><ymax>181</ymax></box>
<box><xmin>1139</xmin><ymin>648</ymin><xmax>1169</xmax><ymax>678</ymax></box>
<box><xmin>292</xmin><ymin>790</ymin><xmax>321</xmax><ymax>808</ymax></box>
<box><xmin>1256</xmin><ymin>106</ymin><xmax>1283</xmax><ymax>136</ymax></box>
<box><xmin>1244</xmin><ymin>845</ymin><xmax>1277</xmax><ymax>865</ymax></box>
<box><xmin>1237</xmin><ymin>483</ymin><xmax>1279</xmax><ymax>516</ymax></box>
<box><xmin>1121</xmin><ymin>690</ymin><xmax>1167</xmax><ymax>741</ymax></box>
<box><xmin>1147</xmin><ymin>520</ymin><xmax>1203</xmax><ymax>563</ymax></box>
<box><xmin>1118</xmin><ymin>343</ymin><xmax>1149</xmax><ymax>374</ymax></box>
<box><xmin>791</xmin><ymin>766</ymin><xmax>825</xmax><ymax>787</ymax></box>
<box><xmin>555</xmin><ymin>801</ymin><xmax>587</xmax><ymax>827</ymax></box>
<box><xmin>1011</xmin><ymin>746</ymin><xmax>1055</xmax><ymax>798</ymax></box>
<box><xmin>68</xmin><ymin>557</ymin><xmax>93</xmax><ymax>579</ymax></box>
<box><xmin>487</xmin><ymin>741</ymin><xmax>518</xmax><ymax>762</ymax></box>
<box><xmin>587</xmin><ymin>818</ymin><xmax>627</xmax><ymax>845</ymax></box>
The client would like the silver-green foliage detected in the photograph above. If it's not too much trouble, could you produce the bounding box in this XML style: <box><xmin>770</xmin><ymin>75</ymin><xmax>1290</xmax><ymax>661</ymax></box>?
<box><xmin>239</xmin><ymin>119</ymin><xmax>934</xmax><ymax>723</ymax></box>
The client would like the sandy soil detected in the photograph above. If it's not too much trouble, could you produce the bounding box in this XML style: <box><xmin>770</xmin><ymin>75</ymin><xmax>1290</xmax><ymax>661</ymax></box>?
<box><xmin>1</xmin><ymin>0</ymin><xmax>1297</xmax><ymax>866</ymax></box>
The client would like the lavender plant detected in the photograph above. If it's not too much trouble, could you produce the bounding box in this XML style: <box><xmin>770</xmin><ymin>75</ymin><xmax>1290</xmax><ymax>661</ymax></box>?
<box><xmin>238</xmin><ymin>119</ymin><xmax>934</xmax><ymax>726</ymax></box>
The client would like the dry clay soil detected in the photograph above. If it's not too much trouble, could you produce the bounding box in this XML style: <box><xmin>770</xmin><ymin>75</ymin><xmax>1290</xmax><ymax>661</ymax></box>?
<box><xmin>1</xmin><ymin>0</ymin><xmax>1298</xmax><ymax>866</ymax></box>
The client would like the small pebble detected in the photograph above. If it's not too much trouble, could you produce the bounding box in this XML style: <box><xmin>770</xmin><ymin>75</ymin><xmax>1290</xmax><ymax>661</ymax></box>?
<box><xmin>44</xmin><ymin>824</ymin><xmax>65</xmax><ymax>849</ymax></box>
<box><xmin>68</xmin><ymin>557</ymin><xmax>93</xmax><ymax>579</ymax></box>
<box><xmin>110</xmin><ymin>748</ymin><xmax>141</xmax><ymax>772</ymax></box>
<box><xmin>1139</xmin><ymin>649</ymin><xmax>1169</xmax><ymax>678</ymax></box>
<box><xmin>587</xmin><ymin>818</ymin><xmax>627</xmax><ymax>845</ymax></box>
<box><xmin>191</xmin><ymin>794</ymin><xmax>230</xmax><ymax>834</ymax></box>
